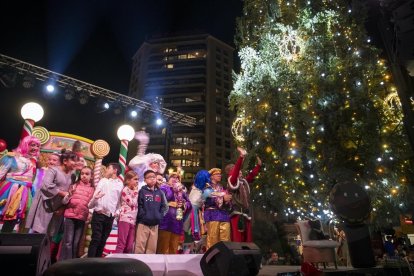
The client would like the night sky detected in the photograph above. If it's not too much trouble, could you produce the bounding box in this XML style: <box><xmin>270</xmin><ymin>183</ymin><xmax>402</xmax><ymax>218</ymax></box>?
<box><xmin>0</xmin><ymin>0</ymin><xmax>243</xmax><ymax>163</ymax></box>
<box><xmin>0</xmin><ymin>1</ymin><xmax>386</xmax><ymax>164</ymax></box>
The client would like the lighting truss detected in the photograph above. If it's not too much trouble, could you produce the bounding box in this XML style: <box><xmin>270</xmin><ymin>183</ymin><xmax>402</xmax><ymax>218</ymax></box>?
<box><xmin>0</xmin><ymin>53</ymin><xmax>196</xmax><ymax>127</ymax></box>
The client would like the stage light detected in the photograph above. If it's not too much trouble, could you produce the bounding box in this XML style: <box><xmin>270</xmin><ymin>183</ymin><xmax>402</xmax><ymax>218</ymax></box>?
<box><xmin>79</xmin><ymin>92</ymin><xmax>89</xmax><ymax>105</ymax></box>
<box><xmin>113</xmin><ymin>103</ymin><xmax>122</xmax><ymax>115</ymax></box>
<box><xmin>46</xmin><ymin>84</ymin><xmax>55</xmax><ymax>93</ymax></box>
<box><xmin>156</xmin><ymin>118</ymin><xmax>163</xmax><ymax>126</ymax></box>
<box><xmin>0</xmin><ymin>71</ymin><xmax>17</xmax><ymax>88</ymax></box>
<box><xmin>130</xmin><ymin>110</ymin><xmax>138</xmax><ymax>117</ymax></box>
<box><xmin>22</xmin><ymin>75</ymin><xmax>35</xmax><ymax>88</ymax></box>
<box><xmin>64</xmin><ymin>88</ymin><xmax>75</xmax><ymax>100</ymax></box>
<box><xmin>95</xmin><ymin>97</ymin><xmax>111</xmax><ymax>113</ymax></box>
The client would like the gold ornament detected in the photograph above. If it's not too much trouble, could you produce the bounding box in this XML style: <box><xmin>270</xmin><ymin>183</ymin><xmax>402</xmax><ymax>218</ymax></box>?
<box><xmin>278</xmin><ymin>26</ymin><xmax>304</xmax><ymax>62</ymax></box>
<box><xmin>383</xmin><ymin>92</ymin><xmax>404</xmax><ymax>124</ymax></box>
<box><xmin>231</xmin><ymin>117</ymin><xmax>247</xmax><ymax>142</ymax></box>
<box><xmin>384</xmin><ymin>92</ymin><xmax>401</xmax><ymax>110</ymax></box>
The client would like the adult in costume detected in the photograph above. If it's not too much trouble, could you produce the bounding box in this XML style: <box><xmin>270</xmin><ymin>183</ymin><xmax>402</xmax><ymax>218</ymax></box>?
<box><xmin>203</xmin><ymin>168</ymin><xmax>232</xmax><ymax>249</ymax></box>
<box><xmin>0</xmin><ymin>136</ymin><xmax>40</xmax><ymax>232</ymax></box>
<box><xmin>128</xmin><ymin>131</ymin><xmax>166</xmax><ymax>191</ymax></box>
<box><xmin>225</xmin><ymin>147</ymin><xmax>261</xmax><ymax>242</ymax></box>
<box><xmin>184</xmin><ymin>170</ymin><xmax>210</xmax><ymax>242</ymax></box>
<box><xmin>157</xmin><ymin>171</ymin><xmax>191</xmax><ymax>254</ymax></box>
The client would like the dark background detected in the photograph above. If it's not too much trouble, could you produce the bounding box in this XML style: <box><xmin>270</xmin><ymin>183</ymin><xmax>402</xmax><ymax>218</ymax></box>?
<box><xmin>0</xmin><ymin>0</ymin><xmax>385</xmax><ymax>164</ymax></box>
<box><xmin>0</xmin><ymin>0</ymin><xmax>243</xmax><ymax>163</ymax></box>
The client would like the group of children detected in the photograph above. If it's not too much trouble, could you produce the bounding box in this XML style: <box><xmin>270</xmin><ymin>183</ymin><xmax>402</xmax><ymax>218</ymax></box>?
<box><xmin>0</xmin><ymin>131</ymin><xmax>262</xmax><ymax>262</ymax></box>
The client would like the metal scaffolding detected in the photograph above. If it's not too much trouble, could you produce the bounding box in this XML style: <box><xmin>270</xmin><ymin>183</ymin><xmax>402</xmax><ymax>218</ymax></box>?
<box><xmin>0</xmin><ymin>53</ymin><xmax>196</xmax><ymax>127</ymax></box>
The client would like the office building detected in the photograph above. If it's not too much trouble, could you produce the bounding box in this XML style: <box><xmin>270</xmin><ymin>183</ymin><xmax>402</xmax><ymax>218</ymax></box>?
<box><xmin>129</xmin><ymin>33</ymin><xmax>235</xmax><ymax>184</ymax></box>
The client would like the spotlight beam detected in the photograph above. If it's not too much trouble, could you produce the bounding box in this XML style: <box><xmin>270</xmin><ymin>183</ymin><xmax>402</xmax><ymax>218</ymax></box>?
<box><xmin>0</xmin><ymin>53</ymin><xmax>196</xmax><ymax>127</ymax></box>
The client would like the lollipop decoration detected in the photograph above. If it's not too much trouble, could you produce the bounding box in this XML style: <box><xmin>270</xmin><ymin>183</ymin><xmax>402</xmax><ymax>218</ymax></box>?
<box><xmin>32</xmin><ymin>126</ymin><xmax>50</xmax><ymax>145</ymax></box>
<box><xmin>91</xmin><ymin>139</ymin><xmax>110</xmax><ymax>186</ymax></box>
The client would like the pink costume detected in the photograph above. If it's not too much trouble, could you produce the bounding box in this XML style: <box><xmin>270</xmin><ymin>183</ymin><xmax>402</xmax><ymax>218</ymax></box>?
<box><xmin>0</xmin><ymin>136</ymin><xmax>40</xmax><ymax>232</ymax></box>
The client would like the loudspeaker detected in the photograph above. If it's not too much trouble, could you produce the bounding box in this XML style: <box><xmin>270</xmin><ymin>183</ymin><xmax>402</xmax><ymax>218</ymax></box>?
<box><xmin>0</xmin><ymin>233</ymin><xmax>50</xmax><ymax>276</ymax></box>
<box><xmin>200</xmin><ymin>242</ymin><xmax>262</xmax><ymax>276</ymax></box>
<box><xmin>44</xmin><ymin>258</ymin><xmax>152</xmax><ymax>276</ymax></box>
<box><xmin>343</xmin><ymin>224</ymin><xmax>376</xmax><ymax>268</ymax></box>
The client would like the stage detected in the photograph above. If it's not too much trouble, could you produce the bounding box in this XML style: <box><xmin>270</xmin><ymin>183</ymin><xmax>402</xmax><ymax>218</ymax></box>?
<box><xmin>108</xmin><ymin>253</ymin><xmax>204</xmax><ymax>276</ymax></box>
<box><xmin>107</xmin><ymin>254</ymin><xmax>401</xmax><ymax>276</ymax></box>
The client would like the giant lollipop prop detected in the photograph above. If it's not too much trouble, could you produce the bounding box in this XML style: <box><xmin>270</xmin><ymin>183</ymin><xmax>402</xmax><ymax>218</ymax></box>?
<box><xmin>91</xmin><ymin>139</ymin><xmax>110</xmax><ymax>186</ymax></box>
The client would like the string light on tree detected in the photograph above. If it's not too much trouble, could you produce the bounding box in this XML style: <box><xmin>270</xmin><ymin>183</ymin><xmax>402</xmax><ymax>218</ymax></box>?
<box><xmin>277</xmin><ymin>26</ymin><xmax>304</xmax><ymax>62</ymax></box>
<box><xmin>230</xmin><ymin>0</ymin><xmax>413</xmax><ymax>227</ymax></box>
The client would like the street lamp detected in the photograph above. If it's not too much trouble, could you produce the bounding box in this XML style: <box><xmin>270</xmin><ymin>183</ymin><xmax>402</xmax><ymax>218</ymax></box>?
<box><xmin>20</xmin><ymin>102</ymin><xmax>44</xmax><ymax>140</ymax></box>
<box><xmin>117</xmin><ymin>124</ymin><xmax>135</xmax><ymax>181</ymax></box>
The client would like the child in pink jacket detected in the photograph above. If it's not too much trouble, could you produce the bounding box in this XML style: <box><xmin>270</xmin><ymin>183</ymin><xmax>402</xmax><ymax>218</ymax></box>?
<box><xmin>59</xmin><ymin>167</ymin><xmax>95</xmax><ymax>260</ymax></box>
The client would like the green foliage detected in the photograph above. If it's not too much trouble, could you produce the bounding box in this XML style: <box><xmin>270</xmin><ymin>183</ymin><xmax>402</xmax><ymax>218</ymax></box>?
<box><xmin>231</xmin><ymin>0</ymin><xmax>414</xmax><ymax>226</ymax></box>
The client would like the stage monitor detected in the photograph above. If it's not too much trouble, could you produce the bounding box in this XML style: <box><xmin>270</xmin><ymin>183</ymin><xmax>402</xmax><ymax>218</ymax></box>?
<box><xmin>200</xmin><ymin>241</ymin><xmax>262</xmax><ymax>276</ymax></box>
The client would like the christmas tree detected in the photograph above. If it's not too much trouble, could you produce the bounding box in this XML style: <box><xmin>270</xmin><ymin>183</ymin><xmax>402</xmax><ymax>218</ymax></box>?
<box><xmin>230</xmin><ymin>0</ymin><xmax>414</xmax><ymax>226</ymax></box>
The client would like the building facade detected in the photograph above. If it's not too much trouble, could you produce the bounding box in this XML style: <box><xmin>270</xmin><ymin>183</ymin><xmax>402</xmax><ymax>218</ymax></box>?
<box><xmin>129</xmin><ymin>33</ymin><xmax>234</xmax><ymax>184</ymax></box>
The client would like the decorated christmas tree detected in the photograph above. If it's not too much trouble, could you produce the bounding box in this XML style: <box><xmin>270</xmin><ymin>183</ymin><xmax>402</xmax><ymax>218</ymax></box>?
<box><xmin>230</xmin><ymin>0</ymin><xmax>414</xmax><ymax>226</ymax></box>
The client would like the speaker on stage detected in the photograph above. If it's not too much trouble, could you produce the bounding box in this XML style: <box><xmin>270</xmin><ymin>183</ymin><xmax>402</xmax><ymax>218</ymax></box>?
<box><xmin>200</xmin><ymin>241</ymin><xmax>262</xmax><ymax>276</ymax></box>
<box><xmin>343</xmin><ymin>223</ymin><xmax>376</xmax><ymax>268</ymax></box>
<box><xmin>44</xmin><ymin>258</ymin><xmax>152</xmax><ymax>276</ymax></box>
<box><xmin>0</xmin><ymin>233</ymin><xmax>50</xmax><ymax>276</ymax></box>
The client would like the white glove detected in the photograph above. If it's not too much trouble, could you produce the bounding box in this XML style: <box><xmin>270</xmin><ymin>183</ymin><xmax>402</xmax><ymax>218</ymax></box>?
<box><xmin>135</xmin><ymin>131</ymin><xmax>149</xmax><ymax>145</ymax></box>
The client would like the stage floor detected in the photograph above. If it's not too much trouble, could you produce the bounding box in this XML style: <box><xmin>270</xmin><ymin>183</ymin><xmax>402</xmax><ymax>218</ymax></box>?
<box><xmin>108</xmin><ymin>254</ymin><xmax>391</xmax><ymax>276</ymax></box>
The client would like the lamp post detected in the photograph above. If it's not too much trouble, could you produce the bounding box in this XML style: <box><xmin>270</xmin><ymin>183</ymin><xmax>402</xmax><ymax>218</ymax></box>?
<box><xmin>117</xmin><ymin>124</ymin><xmax>135</xmax><ymax>181</ymax></box>
<box><xmin>20</xmin><ymin>102</ymin><xmax>44</xmax><ymax>140</ymax></box>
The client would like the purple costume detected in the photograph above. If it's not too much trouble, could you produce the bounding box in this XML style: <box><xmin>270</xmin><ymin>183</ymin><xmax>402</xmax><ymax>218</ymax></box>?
<box><xmin>202</xmin><ymin>184</ymin><xmax>231</xmax><ymax>223</ymax></box>
<box><xmin>159</xmin><ymin>184</ymin><xmax>192</xmax><ymax>234</ymax></box>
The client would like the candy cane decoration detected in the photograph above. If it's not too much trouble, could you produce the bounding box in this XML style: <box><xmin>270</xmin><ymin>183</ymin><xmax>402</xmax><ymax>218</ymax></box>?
<box><xmin>21</xmin><ymin>119</ymin><xmax>34</xmax><ymax>140</ymax></box>
<box><xmin>118</xmin><ymin>139</ymin><xmax>128</xmax><ymax>182</ymax></box>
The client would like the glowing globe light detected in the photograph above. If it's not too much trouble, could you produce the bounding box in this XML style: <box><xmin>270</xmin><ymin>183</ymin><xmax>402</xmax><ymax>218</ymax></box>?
<box><xmin>21</xmin><ymin>102</ymin><xmax>44</xmax><ymax>122</ymax></box>
<box><xmin>117</xmin><ymin>124</ymin><xmax>135</xmax><ymax>141</ymax></box>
